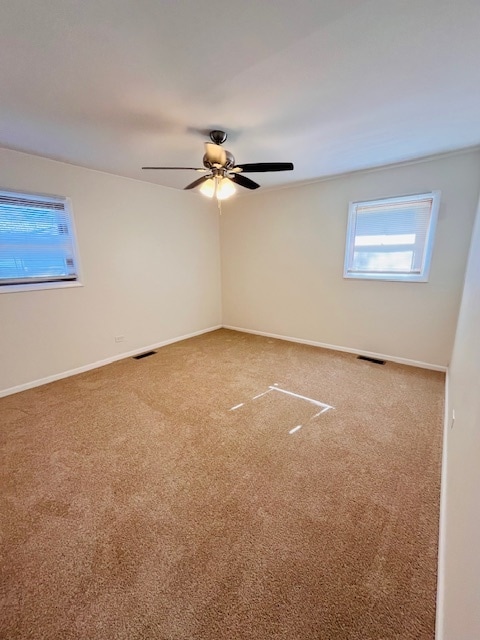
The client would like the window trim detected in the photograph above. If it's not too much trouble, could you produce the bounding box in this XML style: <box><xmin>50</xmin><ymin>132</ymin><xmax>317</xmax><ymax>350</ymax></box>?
<box><xmin>343</xmin><ymin>191</ymin><xmax>440</xmax><ymax>283</ymax></box>
<box><xmin>0</xmin><ymin>188</ymin><xmax>83</xmax><ymax>294</ymax></box>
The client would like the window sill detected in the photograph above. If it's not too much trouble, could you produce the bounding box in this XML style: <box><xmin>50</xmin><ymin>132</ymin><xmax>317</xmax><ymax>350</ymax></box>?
<box><xmin>343</xmin><ymin>272</ymin><xmax>429</xmax><ymax>282</ymax></box>
<box><xmin>0</xmin><ymin>281</ymin><xmax>84</xmax><ymax>294</ymax></box>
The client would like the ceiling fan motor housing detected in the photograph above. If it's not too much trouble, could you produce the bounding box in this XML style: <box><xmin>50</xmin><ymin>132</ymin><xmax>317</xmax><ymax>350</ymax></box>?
<box><xmin>203</xmin><ymin>149</ymin><xmax>235</xmax><ymax>170</ymax></box>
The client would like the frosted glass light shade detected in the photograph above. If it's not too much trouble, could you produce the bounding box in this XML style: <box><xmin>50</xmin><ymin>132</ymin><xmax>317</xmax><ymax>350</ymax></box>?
<box><xmin>217</xmin><ymin>178</ymin><xmax>236</xmax><ymax>200</ymax></box>
<box><xmin>199</xmin><ymin>177</ymin><xmax>236</xmax><ymax>200</ymax></box>
<box><xmin>199</xmin><ymin>178</ymin><xmax>215</xmax><ymax>198</ymax></box>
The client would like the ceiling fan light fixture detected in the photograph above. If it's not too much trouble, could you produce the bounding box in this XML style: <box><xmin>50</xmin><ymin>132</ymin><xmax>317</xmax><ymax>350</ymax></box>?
<box><xmin>199</xmin><ymin>176</ymin><xmax>236</xmax><ymax>200</ymax></box>
<box><xmin>199</xmin><ymin>178</ymin><xmax>216</xmax><ymax>198</ymax></box>
<box><xmin>217</xmin><ymin>178</ymin><xmax>236</xmax><ymax>200</ymax></box>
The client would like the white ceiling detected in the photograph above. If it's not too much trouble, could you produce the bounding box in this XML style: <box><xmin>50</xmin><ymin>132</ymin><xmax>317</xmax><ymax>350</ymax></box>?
<box><xmin>1</xmin><ymin>0</ymin><xmax>479</xmax><ymax>192</ymax></box>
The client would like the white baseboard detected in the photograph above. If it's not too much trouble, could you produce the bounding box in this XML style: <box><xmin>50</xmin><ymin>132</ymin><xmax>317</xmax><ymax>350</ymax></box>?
<box><xmin>1</xmin><ymin>323</ymin><xmax>447</xmax><ymax>397</ymax></box>
<box><xmin>222</xmin><ymin>325</ymin><xmax>447</xmax><ymax>372</ymax></box>
<box><xmin>0</xmin><ymin>325</ymin><xmax>222</xmax><ymax>398</ymax></box>
<box><xmin>435</xmin><ymin>369</ymin><xmax>449</xmax><ymax>640</ymax></box>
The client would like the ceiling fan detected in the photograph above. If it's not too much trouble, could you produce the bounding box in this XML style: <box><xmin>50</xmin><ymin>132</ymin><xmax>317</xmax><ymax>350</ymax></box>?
<box><xmin>142</xmin><ymin>130</ymin><xmax>294</xmax><ymax>200</ymax></box>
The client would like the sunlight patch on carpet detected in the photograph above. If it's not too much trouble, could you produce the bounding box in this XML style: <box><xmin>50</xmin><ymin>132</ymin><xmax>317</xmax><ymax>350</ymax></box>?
<box><xmin>228</xmin><ymin>384</ymin><xmax>334</xmax><ymax>434</ymax></box>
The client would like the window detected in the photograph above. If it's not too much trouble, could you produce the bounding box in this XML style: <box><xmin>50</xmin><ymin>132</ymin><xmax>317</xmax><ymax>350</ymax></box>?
<box><xmin>0</xmin><ymin>189</ymin><xmax>80</xmax><ymax>292</ymax></box>
<box><xmin>343</xmin><ymin>191</ymin><xmax>440</xmax><ymax>282</ymax></box>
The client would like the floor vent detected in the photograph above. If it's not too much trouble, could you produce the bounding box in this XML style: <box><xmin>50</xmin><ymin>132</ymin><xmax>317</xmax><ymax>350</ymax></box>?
<box><xmin>357</xmin><ymin>355</ymin><xmax>386</xmax><ymax>365</ymax></box>
<box><xmin>133</xmin><ymin>350</ymin><xmax>157</xmax><ymax>360</ymax></box>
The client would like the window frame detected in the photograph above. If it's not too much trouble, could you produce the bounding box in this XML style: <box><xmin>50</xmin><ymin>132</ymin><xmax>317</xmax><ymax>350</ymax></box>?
<box><xmin>343</xmin><ymin>191</ymin><xmax>440</xmax><ymax>283</ymax></box>
<box><xmin>0</xmin><ymin>188</ymin><xmax>82</xmax><ymax>294</ymax></box>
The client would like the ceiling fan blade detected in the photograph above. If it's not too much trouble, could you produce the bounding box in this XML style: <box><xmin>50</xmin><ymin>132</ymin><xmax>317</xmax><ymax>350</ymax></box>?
<box><xmin>184</xmin><ymin>175</ymin><xmax>210</xmax><ymax>190</ymax></box>
<box><xmin>142</xmin><ymin>166</ymin><xmax>205</xmax><ymax>170</ymax></box>
<box><xmin>204</xmin><ymin>142</ymin><xmax>227</xmax><ymax>166</ymax></box>
<box><xmin>234</xmin><ymin>162</ymin><xmax>294</xmax><ymax>173</ymax></box>
<box><xmin>231</xmin><ymin>174</ymin><xmax>260</xmax><ymax>190</ymax></box>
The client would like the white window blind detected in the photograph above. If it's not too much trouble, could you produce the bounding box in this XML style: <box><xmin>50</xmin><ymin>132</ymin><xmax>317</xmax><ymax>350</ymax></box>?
<box><xmin>0</xmin><ymin>190</ymin><xmax>79</xmax><ymax>288</ymax></box>
<box><xmin>344</xmin><ymin>192</ymin><xmax>440</xmax><ymax>282</ymax></box>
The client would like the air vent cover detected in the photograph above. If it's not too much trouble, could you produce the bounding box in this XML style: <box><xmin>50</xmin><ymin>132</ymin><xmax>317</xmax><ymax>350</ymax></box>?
<box><xmin>133</xmin><ymin>351</ymin><xmax>156</xmax><ymax>360</ymax></box>
<box><xmin>357</xmin><ymin>355</ymin><xmax>386</xmax><ymax>365</ymax></box>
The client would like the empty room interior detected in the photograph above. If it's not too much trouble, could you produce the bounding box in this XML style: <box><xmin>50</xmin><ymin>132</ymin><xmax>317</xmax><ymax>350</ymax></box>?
<box><xmin>1</xmin><ymin>2</ymin><xmax>480</xmax><ymax>639</ymax></box>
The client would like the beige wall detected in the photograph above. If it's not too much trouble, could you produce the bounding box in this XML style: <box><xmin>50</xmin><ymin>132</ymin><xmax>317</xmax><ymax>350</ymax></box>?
<box><xmin>0</xmin><ymin>148</ymin><xmax>221</xmax><ymax>394</ymax></box>
<box><xmin>442</xmin><ymin>195</ymin><xmax>480</xmax><ymax>639</ymax></box>
<box><xmin>221</xmin><ymin>151</ymin><xmax>480</xmax><ymax>367</ymax></box>
<box><xmin>2</xmin><ymin>147</ymin><xmax>479</xmax><ymax>394</ymax></box>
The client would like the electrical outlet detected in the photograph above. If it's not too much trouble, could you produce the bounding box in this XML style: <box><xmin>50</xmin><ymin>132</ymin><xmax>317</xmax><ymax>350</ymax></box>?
<box><xmin>450</xmin><ymin>409</ymin><xmax>455</xmax><ymax>429</ymax></box>
<box><xmin>115</xmin><ymin>335</ymin><xmax>125</xmax><ymax>343</ymax></box>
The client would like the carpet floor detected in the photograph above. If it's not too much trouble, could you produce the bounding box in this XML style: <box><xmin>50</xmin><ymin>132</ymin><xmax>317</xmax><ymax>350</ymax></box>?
<box><xmin>0</xmin><ymin>329</ymin><xmax>444</xmax><ymax>639</ymax></box>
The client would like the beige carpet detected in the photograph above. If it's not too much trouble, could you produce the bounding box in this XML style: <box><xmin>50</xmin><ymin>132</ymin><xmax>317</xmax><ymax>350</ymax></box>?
<box><xmin>0</xmin><ymin>329</ymin><xmax>444</xmax><ymax>639</ymax></box>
